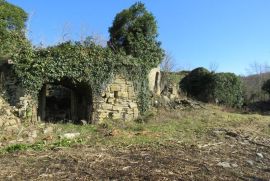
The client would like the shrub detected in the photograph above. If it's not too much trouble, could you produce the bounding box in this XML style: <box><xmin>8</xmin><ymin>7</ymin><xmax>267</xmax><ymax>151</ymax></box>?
<box><xmin>180</xmin><ymin>67</ymin><xmax>244</xmax><ymax>107</ymax></box>
<box><xmin>180</xmin><ymin>67</ymin><xmax>213</xmax><ymax>102</ymax></box>
<box><xmin>0</xmin><ymin>0</ymin><xmax>28</xmax><ymax>59</ymax></box>
<box><xmin>212</xmin><ymin>73</ymin><xmax>244</xmax><ymax>108</ymax></box>
<box><xmin>262</xmin><ymin>79</ymin><xmax>270</xmax><ymax>95</ymax></box>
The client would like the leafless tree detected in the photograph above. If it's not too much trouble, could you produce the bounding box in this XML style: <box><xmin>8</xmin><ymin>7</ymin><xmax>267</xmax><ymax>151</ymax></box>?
<box><xmin>90</xmin><ymin>33</ymin><xmax>107</xmax><ymax>47</ymax></box>
<box><xmin>25</xmin><ymin>11</ymin><xmax>35</xmax><ymax>41</ymax></box>
<box><xmin>243</xmin><ymin>61</ymin><xmax>270</xmax><ymax>102</ymax></box>
<box><xmin>246</xmin><ymin>61</ymin><xmax>270</xmax><ymax>75</ymax></box>
<box><xmin>160</xmin><ymin>52</ymin><xmax>178</xmax><ymax>95</ymax></box>
<box><xmin>161</xmin><ymin>52</ymin><xmax>175</xmax><ymax>72</ymax></box>
<box><xmin>78</xmin><ymin>24</ymin><xmax>107</xmax><ymax>47</ymax></box>
<box><xmin>209</xmin><ymin>61</ymin><xmax>219</xmax><ymax>72</ymax></box>
<box><xmin>60</xmin><ymin>22</ymin><xmax>72</xmax><ymax>42</ymax></box>
<box><xmin>79</xmin><ymin>24</ymin><xmax>89</xmax><ymax>43</ymax></box>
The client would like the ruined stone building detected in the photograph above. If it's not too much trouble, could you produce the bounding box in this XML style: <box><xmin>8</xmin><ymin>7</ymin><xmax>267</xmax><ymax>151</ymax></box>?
<box><xmin>0</xmin><ymin>59</ymin><xmax>161</xmax><ymax>124</ymax></box>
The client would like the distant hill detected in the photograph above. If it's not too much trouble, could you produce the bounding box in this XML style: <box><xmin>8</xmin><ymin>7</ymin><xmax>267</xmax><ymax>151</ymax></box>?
<box><xmin>241</xmin><ymin>72</ymin><xmax>270</xmax><ymax>103</ymax></box>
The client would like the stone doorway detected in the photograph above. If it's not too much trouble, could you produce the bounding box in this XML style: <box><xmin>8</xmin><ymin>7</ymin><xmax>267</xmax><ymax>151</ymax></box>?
<box><xmin>38</xmin><ymin>79</ymin><xmax>92</xmax><ymax>123</ymax></box>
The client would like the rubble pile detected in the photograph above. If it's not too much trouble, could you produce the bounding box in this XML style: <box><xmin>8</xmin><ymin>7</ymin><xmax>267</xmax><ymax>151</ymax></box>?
<box><xmin>0</xmin><ymin>96</ymin><xmax>21</xmax><ymax>133</ymax></box>
<box><xmin>154</xmin><ymin>96</ymin><xmax>204</xmax><ymax>110</ymax></box>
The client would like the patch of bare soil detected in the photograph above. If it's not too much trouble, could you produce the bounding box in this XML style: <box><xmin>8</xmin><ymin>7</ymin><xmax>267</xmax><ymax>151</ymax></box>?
<box><xmin>0</xmin><ymin>129</ymin><xmax>269</xmax><ymax>181</ymax></box>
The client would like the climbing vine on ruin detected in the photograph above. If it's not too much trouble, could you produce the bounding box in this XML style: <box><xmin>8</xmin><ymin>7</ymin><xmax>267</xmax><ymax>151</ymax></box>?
<box><xmin>7</xmin><ymin>2</ymin><xmax>164</xmax><ymax>114</ymax></box>
<box><xmin>12</xmin><ymin>40</ymin><xmax>153</xmax><ymax>113</ymax></box>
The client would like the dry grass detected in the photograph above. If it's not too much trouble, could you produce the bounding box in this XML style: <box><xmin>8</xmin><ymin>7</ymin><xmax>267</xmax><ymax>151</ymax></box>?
<box><xmin>0</xmin><ymin>105</ymin><xmax>270</xmax><ymax>180</ymax></box>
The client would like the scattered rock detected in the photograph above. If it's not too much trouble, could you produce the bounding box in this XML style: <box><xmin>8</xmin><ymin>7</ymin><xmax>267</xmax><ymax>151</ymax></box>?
<box><xmin>27</xmin><ymin>137</ymin><xmax>35</xmax><ymax>144</ymax></box>
<box><xmin>17</xmin><ymin>138</ymin><xmax>24</xmax><ymax>142</ymax></box>
<box><xmin>246</xmin><ymin>160</ymin><xmax>254</xmax><ymax>166</ymax></box>
<box><xmin>231</xmin><ymin>163</ymin><xmax>238</xmax><ymax>168</ymax></box>
<box><xmin>43</xmin><ymin>135</ymin><xmax>53</xmax><ymax>141</ymax></box>
<box><xmin>162</xmin><ymin>96</ymin><xmax>171</xmax><ymax>104</ymax></box>
<box><xmin>80</xmin><ymin>120</ymin><xmax>87</xmax><ymax>125</ymax></box>
<box><xmin>43</xmin><ymin>127</ymin><xmax>53</xmax><ymax>134</ymax></box>
<box><xmin>256</xmin><ymin>153</ymin><xmax>264</xmax><ymax>159</ymax></box>
<box><xmin>8</xmin><ymin>140</ymin><xmax>16</xmax><ymax>145</ymax></box>
<box><xmin>61</xmin><ymin>133</ymin><xmax>80</xmax><ymax>139</ymax></box>
<box><xmin>29</xmin><ymin>130</ymin><xmax>38</xmax><ymax>138</ymax></box>
<box><xmin>38</xmin><ymin>173</ymin><xmax>53</xmax><ymax>178</ymax></box>
<box><xmin>4</xmin><ymin>109</ymin><xmax>12</xmax><ymax>116</ymax></box>
<box><xmin>4</xmin><ymin>125</ymin><xmax>19</xmax><ymax>133</ymax></box>
<box><xmin>157</xmin><ymin>97</ymin><xmax>204</xmax><ymax>110</ymax></box>
<box><xmin>122</xmin><ymin>166</ymin><xmax>131</xmax><ymax>171</ymax></box>
<box><xmin>0</xmin><ymin>119</ymin><xmax>3</xmax><ymax>127</ymax></box>
<box><xmin>212</xmin><ymin>130</ymin><xmax>226</xmax><ymax>135</ymax></box>
<box><xmin>217</xmin><ymin>162</ymin><xmax>231</xmax><ymax>168</ymax></box>
<box><xmin>225</xmin><ymin>131</ymin><xmax>238</xmax><ymax>138</ymax></box>
<box><xmin>0</xmin><ymin>97</ymin><xmax>21</xmax><ymax>132</ymax></box>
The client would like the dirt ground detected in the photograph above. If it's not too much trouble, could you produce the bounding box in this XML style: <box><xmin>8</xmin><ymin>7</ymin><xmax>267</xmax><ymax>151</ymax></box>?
<box><xmin>0</xmin><ymin>105</ymin><xmax>270</xmax><ymax>180</ymax></box>
<box><xmin>0</xmin><ymin>128</ymin><xmax>269</xmax><ymax>181</ymax></box>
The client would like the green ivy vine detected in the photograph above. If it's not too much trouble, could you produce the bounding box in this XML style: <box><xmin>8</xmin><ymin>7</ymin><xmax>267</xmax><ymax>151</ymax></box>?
<box><xmin>12</xmin><ymin>40</ymin><xmax>154</xmax><ymax>114</ymax></box>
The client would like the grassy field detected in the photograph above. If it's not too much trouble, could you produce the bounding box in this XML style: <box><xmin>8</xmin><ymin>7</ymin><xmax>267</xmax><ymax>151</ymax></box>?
<box><xmin>0</xmin><ymin>105</ymin><xmax>269</xmax><ymax>180</ymax></box>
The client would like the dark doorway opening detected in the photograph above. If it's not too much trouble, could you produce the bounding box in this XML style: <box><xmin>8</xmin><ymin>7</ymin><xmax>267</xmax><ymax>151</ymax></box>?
<box><xmin>154</xmin><ymin>72</ymin><xmax>159</xmax><ymax>93</ymax></box>
<box><xmin>38</xmin><ymin>79</ymin><xmax>92</xmax><ymax>124</ymax></box>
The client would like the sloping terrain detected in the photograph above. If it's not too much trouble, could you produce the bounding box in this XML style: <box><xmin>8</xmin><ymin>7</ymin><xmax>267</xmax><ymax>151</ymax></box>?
<box><xmin>0</xmin><ymin>106</ymin><xmax>269</xmax><ymax>180</ymax></box>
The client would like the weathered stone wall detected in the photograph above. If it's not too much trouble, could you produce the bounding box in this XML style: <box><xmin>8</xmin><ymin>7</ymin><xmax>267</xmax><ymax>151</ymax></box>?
<box><xmin>95</xmin><ymin>75</ymin><xmax>139</xmax><ymax>122</ymax></box>
<box><xmin>0</xmin><ymin>66</ymin><xmax>24</xmax><ymax>106</ymax></box>
<box><xmin>1</xmin><ymin>64</ymin><xmax>139</xmax><ymax>123</ymax></box>
<box><xmin>0</xmin><ymin>97</ymin><xmax>21</xmax><ymax>133</ymax></box>
<box><xmin>0</xmin><ymin>64</ymin><xmax>36</xmax><ymax>121</ymax></box>
<box><xmin>148</xmin><ymin>66</ymin><xmax>161</xmax><ymax>95</ymax></box>
<box><xmin>160</xmin><ymin>72</ymin><xmax>181</xmax><ymax>100</ymax></box>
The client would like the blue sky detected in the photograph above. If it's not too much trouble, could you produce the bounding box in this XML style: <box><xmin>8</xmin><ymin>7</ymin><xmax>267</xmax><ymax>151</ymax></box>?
<box><xmin>8</xmin><ymin>0</ymin><xmax>270</xmax><ymax>75</ymax></box>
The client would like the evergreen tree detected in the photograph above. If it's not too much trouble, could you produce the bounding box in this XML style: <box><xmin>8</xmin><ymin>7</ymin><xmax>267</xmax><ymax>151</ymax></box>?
<box><xmin>109</xmin><ymin>2</ymin><xmax>164</xmax><ymax>68</ymax></box>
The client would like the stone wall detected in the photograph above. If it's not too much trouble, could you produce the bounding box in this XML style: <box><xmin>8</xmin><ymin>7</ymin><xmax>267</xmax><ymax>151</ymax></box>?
<box><xmin>0</xmin><ymin>97</ymin><xmax>21</xmax><ymax>133</ymax></box>
<box><xmin>0</xmin><ymin>66</ymin><xmax>24</xmax><ymax>106</ymax></box>
<box><xmin>160</xmin><ymin>72</ymin><xmax>181</xmax><ymax>99</ymax></box>
<box><xmin>148</xmin><ymin>66</ymin><xmax>161</xmax><ymax>95</ymax></box>
<box><xmin>1</xmin><ymin>63</ymin><xmax>139</xmax><ymax>123</ymax></box>
<box><xmin>0</xmin><ymin>64</ymin><xmax>36</xmax><ymax>121</ymax></box>
<box><xmin>95</xmin><ymin>75</ymin><xmax>139</xmax><ymax>122</ymax></box>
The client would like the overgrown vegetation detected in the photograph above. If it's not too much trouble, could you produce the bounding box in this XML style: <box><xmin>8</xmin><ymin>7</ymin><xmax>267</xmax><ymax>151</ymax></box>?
<box><xmin>180</xmin><ymin>67</ymin><xmax>244</xmax><ymax>107</ymax></box>
<box><xmin>180</xmin><ymin>67</ymin><xmax>214</xmax><ymax>101</ymax></box>
<box><xmin>0</xmin><ymin>106</ymin><xmax>269</xmax><ymax>179</ymax></box>
<box><xmin>1</xmin><ymin>105</ymin><xmax>269</xmax><ymax>152</ymax></box>
<box><xmin>262</xmin><ymin>79</ymin><xmax>270</xmax><ymax>95</ymax></box>
<box><xmin>2</xmin><ymin>138</ymin><xmax>84</xmax><ymax>153</ymax></box>
<box><xmin>108</xmin><ymin>2</ymin><xmax>164</xmax><ymax>68</ymax></box>
<box><xmin>2</xmin><ymin>2</ymin><xmax>164</xmax><ymax>114</ymax></box>
<box><xmin>0</xmin><ymin>0</ymin><xmax>29</xmax><ymax>60</ymax></box>
<box><xmin>212</xmin><ymin>73</ymin><xmax>244</xmax><ymax>107</ymax></box>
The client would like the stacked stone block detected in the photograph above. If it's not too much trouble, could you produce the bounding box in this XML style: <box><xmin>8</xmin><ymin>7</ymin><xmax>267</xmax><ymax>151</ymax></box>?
<box><xmin>96</xmin><ymin>75</ymin><xmax>139</xmax><ymax>121</ymax></box>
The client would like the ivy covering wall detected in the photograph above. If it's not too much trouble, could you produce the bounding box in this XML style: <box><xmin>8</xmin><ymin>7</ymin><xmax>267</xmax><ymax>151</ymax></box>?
<box><xmin>1</xmin><ymin>1</ymin><xmax>164</xmax><ymax>115</ymax></box>
<box><xmin>12</xmin><ymin>40</ymin><xmax>154</xmax><ymax>113</ymax></box>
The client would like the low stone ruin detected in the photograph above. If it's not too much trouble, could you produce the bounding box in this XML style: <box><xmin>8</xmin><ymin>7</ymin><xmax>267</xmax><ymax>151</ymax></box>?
<box><xmin>154</xmin><ymin>96</ymin><xmax>204</xmax><ymax>110</ymax></box>
<box><xmin>0</xmin><ymin>59</ymin><xmax>162</xmax><ymax>124</ymax></box>
<box><xmin>0</xmin><ymin>97</ymin><xmax>21</xmax><ymax>133</ymax></box>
